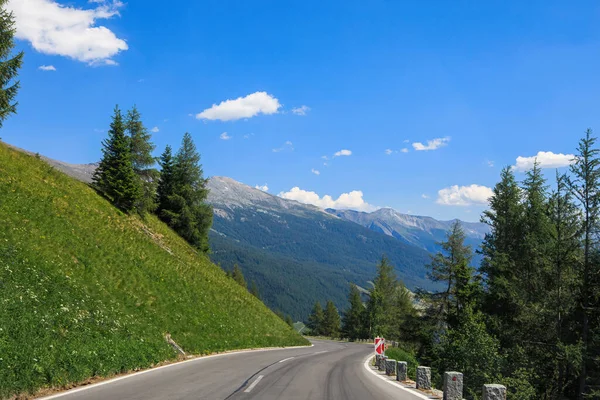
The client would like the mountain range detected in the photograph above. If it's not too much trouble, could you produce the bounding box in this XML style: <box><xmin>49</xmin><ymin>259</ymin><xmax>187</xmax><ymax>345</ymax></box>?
<box><xmin>19</xmin><ymin>148</ymin><xmax>489</xmax><ymax>320</ymax></box>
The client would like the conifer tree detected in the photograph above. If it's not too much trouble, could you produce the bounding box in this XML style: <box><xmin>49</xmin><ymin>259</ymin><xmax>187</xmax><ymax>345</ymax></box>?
<box><xmin>342</xmin><ymin>284</ymin><xmax>366</xmax><ymax>340</ymax></box>
<box><xmin>231</xmin><ymin>264</ymin><xmax>247</xmax><ymax>288</ymax></box>
<box><xmin>367</xmin><ymin>256</ymin><xmax>397</xmax><ymax>337</ymax></box>
<box><xmin>0</xmin><ymin>1</ymin><xmax>23</xmax><ymax>127</ymax></box>
<box><xmin>157</xmin><ymin>145</ymin><xmax>175</xmax><ymax>215</ymax></box>
<box><xmin>93</xmin><ymin>106</ymin><xmax>141</xmax><ymax>212</ymax></box>
<box><xmin>126</xmin><ymin>105</ymin><xmax>158</xmax><ymax>213</ymax></box>
<box><xmin>322</xmin><ymin>300</ymin><xmax>341</xmax><ymax>337</ymax></box>
<box><xmin>307</xmin><ymin>301</ymin><xmax>324</xmax><ymax>335</ymax></box>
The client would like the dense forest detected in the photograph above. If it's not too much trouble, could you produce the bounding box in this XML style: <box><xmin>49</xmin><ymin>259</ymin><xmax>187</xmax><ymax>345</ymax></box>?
<box><xmin>312</xmin><ymin>130</ymin><xmax>600</xmax><ymax>399</ymax></box>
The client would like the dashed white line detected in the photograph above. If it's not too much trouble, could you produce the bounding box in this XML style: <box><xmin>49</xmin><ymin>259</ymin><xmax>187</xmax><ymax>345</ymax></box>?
<box><xmin>244</xmin><ymin>375</ymin><xmax>264</xmax><ymax>393</ymax></box>
<box><xmin>279</xmin><ymin>357</ymin><xmax>295</xmax><ymax>363</ymax></box>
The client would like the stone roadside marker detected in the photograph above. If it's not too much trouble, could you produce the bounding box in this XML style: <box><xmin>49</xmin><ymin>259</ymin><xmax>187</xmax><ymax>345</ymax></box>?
<box><xmin>396</xmin><ymin>361</ymin><xmax>408</xmax><ymax>381</ymax></box>
<box><xmin>443</xmin><ymin>372</ymin><xmax>463</xmax><ymax>400</ymax></box>
<box><xmin>416</xmin><ymin>366</ymin><xmax>431</xmax><ymax>390</ymax></box>
<box><xmin>385</xmin><ymin>359</ymin><xmax>396</xmax><ymax>376</ymax></box>
<box><xmin>482</xmin><ymin>384</ymin><xmax>507</xmax><ymax>400</ymax></box>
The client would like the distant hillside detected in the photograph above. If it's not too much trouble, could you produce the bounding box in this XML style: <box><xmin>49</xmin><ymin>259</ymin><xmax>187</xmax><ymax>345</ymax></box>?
<box><xmin>0</xmin><ymin>143</ymin><xmax>306</xmax><ymax>398</ymax></box>
<box><xmin>327</xmin><ymin>208</ymin><xmax>489</xmax><ymax>254</ymax></box>
<box><xmin>207</xmin><ymin>177</ymin><xmax>436</xmax><ymax>320</ymax></box>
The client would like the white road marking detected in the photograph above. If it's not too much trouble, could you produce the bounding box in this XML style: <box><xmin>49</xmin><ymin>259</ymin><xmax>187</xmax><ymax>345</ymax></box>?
<box><xmin>313</xmin><ymin>351</ymin><xmax>328</xmax><ymax>355</ymax></box>
<box><xmin>362</xmin><ymin>354</ymin><xmax>430</xmax><ymax>400</ymax></box>
<box><xmin>244</xmin><ymin>375</ymin><xmax>264</xmax><ymax>393</ymax></box>
<box><xmin>279</xmin><ymin>357</ymin><xmax>295</xmax><ymax>363</ymax></box>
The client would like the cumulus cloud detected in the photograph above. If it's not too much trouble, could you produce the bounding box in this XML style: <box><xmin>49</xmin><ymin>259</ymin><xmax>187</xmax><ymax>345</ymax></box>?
<box><xmin>421</xmin><ymin>194</ymin><xmax>430</xmax><ymax>199</ymax></box>
<box><xmin>38</xmin><ymin>64</ymin><xmax>56</xmax><ymax>71</ymax></box>
<box><xmin>196</xmin><ymin>91</ymin><xmax>281</xmax><ymax>121</ymax></box>
<box><xmin>278</xmin><ymin>187</ymin><xmax>377</xmax><ymax>212</ymax></box>
<box><xmin>513</xmin><ymin>151</ymin><xmax>575</xmax><ymax>172</ymax></box>
<box><xmin>311</xmin><ymin>169</ymin><xmax>320</xmax><ymax>175</ymax></box>
<box><xmin>292</xmin><ymin>105</ymin><xmax>310</xmax><ymax>116</ymax></box>
<box><xmin>255</xmin><ymin>184</ymin><xmax>269</xmax><ymax>192</ymax></box>
<box><xmin>9</xmin><ymin>0</ymin><xmax>128</xmax><ymax>65</ymax></box>
<box><xmin>413</xmin><ymin>137</ymin><xmax>450</xmax><ymax>151</ymax></box>
<box><xmin>436</xmin><ymin>184</ymin><xmax>493</xmax><ymax>206</ymax></box>
<box><xmin>400</xmin><ymin>148</ymin><xmax>409</xmax><ymax>153</ymax></box>
<box><xmin>150</xmin><ymin>126</ymin><xmax>159</xmax><ymax>133</ymax></box>
<box><xmin>220</xmin><ymin>132</ymin><xmax>231</xmax><ymax>140</ymax></box>
<box><xmin>333</xmin><ymin>149</ymin><xmax>352</xmax><ymax>157</ymax></box>
<box><xmin>385</xmin><ymin>149</ymin><xmax>394</xmax><ymax>155</ymax></box>
<box><xmin>273</xmin><ymin>141</ymin><xmax>293</xmax><ymax>152</ymax></box>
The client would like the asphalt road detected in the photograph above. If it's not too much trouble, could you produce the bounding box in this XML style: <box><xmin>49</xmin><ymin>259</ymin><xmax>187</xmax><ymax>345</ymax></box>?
<box><xmin>41</xmin><ymin>340</ymin><xmax>426</xmax><ymax>400</ymax></box>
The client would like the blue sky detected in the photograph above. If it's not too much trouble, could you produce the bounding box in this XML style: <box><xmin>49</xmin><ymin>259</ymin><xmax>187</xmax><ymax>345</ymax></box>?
<box><xmin>4</xmin><ymin>0</ymin><xmax>599</xmax><ymax>221</ymax></box>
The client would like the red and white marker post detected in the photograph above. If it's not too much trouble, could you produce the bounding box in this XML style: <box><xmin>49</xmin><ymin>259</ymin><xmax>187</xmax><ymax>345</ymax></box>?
<box><xmin>374</xmin><ymin>336</ymin><xmax>385</xmax><ymax>356</ymax></box>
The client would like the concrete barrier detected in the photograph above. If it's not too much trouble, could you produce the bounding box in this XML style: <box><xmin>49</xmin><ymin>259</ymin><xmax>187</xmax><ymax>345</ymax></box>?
<box><xmin>416</xmin><ymin>366</ymin><xmax>431</xmax><ymax>390</ymax></box>
<box><xmin>396</xmin><ymin>361</ymin><xmax>407</xmax><ymax>381</ymax></box>
<box><xmin>482</xmin><ymin>384</ymin><xmax>506</xmax><ymax>400</ymax></box>
<box><xmin>385</xmin><ymin>359</ymin><xmax>396</xmax><ymax>376</ymax></box>
<box><xmin>379</xmin><ymin>356</ymin><xmax>387</xmax><ymax>371</ymax></box>
<box><xmin>443</xmin><ymin>372</ymin><xmax>463</xmax><ymax>400</ymax></box>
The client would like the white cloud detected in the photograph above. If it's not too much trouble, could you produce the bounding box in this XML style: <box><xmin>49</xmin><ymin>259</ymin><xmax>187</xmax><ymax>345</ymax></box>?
<box><xmin>400</xmin><ymin>148</ymin><xmax>409</xmax><ymax>153</ymax></box>
<box><xmin>333</xmin><ymin>149</ymin><xmax>352</xmax><ymax>157</ymax></box>
<box><xmin>385</xmin><ymin>149</ymin><xmax>394</xmax><ymax>155</ymax></box>
<box><xmin>412</xmin><ymin>137</ymin><xmax>451</xmax><ymax>151</ymax></box>
<box><xmin>487</xmin><ymin>160</ymin><xmax>494</xmax><ymax>167</ymax></box>
<box><xmin>196</xmin><ymin>91</ymin><xmax>281</xmax><ymax>121</ymax></box>
<box><xmin>243</xmin><ymin>133</ymin><xmax>254</xmax><ymax>139</ymax></box>
<box><xmin>513</xmin><ymin>151</ymin><xmax>575</xmax><ymax>172</ymax></box>
<box><xmin>38</xmin><ymin>64</ymin><xmax>56</xmax><ymax>71</ymax></box>
<box><xmin>9</xmin><ymin>0</ymin><xmax>128</xmax><ymax>65</ymax></box>
<box><xmin>278</xmin><ymin>187</ymin><xmax>377</xmax><ymax>211</ymax></box>
<box><xmin>255</xmin><ymin>184</ymin><xmax>269</xmax><ymax>192</ymax></box>
<box><xmin>292</xmin><ymin>105</ymin><xmax>310</xmax><ymax>116</ymax></box>
<box><xmin>150</xmin><ymin>126</ymin><xmax>159</xmax><ymax>133</ymax></box>
<box><xmin>220</xmin><ymin>132</ymin><xmax>231</xmax><ymax>140</ymax></box>
<box><xmin>421</xmin><ymin>194</ymin><xmax>430</xmax><ymax>199</ymax></box>
<box><xmin>321</xmin><ymin>155</ymin><xmax>329</xmax><ymax>160</ymax></box>
<box><xmin>311</xmin><ymin>169</ymin><xmax>320</xmax><ymax>175</ymax></box>
<box><xmin>273</xmin><ymin>140</ymin><xmax>293</xmax><ymax>152</ymax></box>
<box><xmin>436</xmin><ymin>184</ymin><xmax>493</xmax><ymax>206</ymax></box>
<box><xmin>403</xmin><ymin>139</ymin><xmax>410</xmax><ymax>143</ymax></box>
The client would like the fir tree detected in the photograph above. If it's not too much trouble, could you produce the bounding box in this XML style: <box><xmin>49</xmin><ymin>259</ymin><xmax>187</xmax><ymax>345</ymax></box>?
<box><xmin>126</xmin><ymin>105</ymin><xmax>158</xmax><ymax>213</ymax></box>
<box><xmin>231</xmin><ymin>264</ymin><xmax>246</xmax><ymax>288</ymax></box>
<box><xmin>342</xmin><ymin>284</ymin><xmax>366</xmax><ymax>340</ymax></box>
<box><xmin>0</xmin><ymin>1</ymin><xmax>23</xmax><ymax>127</ymax></box>
<box><xmin>93</xmin><ymin>106</ymin><xmax>141</xmax><ymax>212</ymax></box>
<box><xmin>367</xmin><ymin>256</ymin><xmax>398</xmax><ymax>337</ymax></box>
<box><xmin>157</xmin><ymin>145</ymin><xmax>175</xmax><ymax>215</ymax></box>
<box><xmin>322</xmin><ymin>300</ymin><xmax>341</xmax><ymax>337</ymax></box>
<box><xmin>307</xmin><ymin>301</ymin><xmax>324</xmax><ymax>336</ymax></box>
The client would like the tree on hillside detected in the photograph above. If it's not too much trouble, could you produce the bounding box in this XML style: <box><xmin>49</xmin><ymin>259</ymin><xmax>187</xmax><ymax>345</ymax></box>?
<box><xmin>367</xmin><ymin>256</ymin><xmax>398</xmax><ymax>337</ymax></box>
<box><xmin>568</xmin><ymin>129</ymin><xmax>600</xmax><ymax>399</ymax></box>
<box><xmin>322</xmin><ymin>300</ymin><xmax>341</xmax><ymax>337</ymax></box>
<box><xmin>249</xmin><ymin>280</ymin><xmax>261</xmax><ymax>299</ymax></box>
<box><xmin>285</xmin><ymin>314</ymin><xmax>294</xmax><ymax>327</ymax></box>
<box><xmin>157</xmin><ymin>145</ymin><xmax>175</xmax><ymax>214</ymax></box>
<box><xmin>126</xmin><ymin>105</ymin><xmax>158</xmax><ymax>213</ymax></box>
<box><xmin>93</xmin><ymin>106</ymin><xmax>141</xmax><ymax>212</ymax></box>
<box><xmin>0</xmin><ymin>0</ymin><xmax>23</xmax><ymax>127</ymax></box>
<box><xmin>307</xmin><ymin>301</ymin><xmax>324</xmax><ymax>335</ymax></box>
<box><xmin>157</xmin><ymin>133</ymin><xmax>213</xmax><ymax>253</ymax></box>
<box><xmin>342</xmin><ymin>284</ymin><xmax>366</xmax><ymax>340</ymax></box>
<box><xmin>231</xmin><ymin>264</ymin><xmax>246</xmax><ymax>288</ymax></box>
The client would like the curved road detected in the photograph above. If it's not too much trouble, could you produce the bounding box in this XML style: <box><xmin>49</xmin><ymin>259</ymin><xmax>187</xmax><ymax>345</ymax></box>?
<box><xmin>41</xmin><ymin>340</ymin><xmax>426</xmax><ymax>400</ymax></box>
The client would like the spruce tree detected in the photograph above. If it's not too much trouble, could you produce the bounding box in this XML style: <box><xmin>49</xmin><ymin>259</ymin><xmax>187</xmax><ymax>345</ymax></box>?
<box><xmin>342</xmin><ymin>284</ymin><xmax>366</xmax><ymax>340</ymax></box>
<box><xmin>367</xmin><ymin>256</ymin><xmax>397</xmax><ymax>337</ymax></box>
<box><xmin>157</xmin><ymin>145</ymin><xmax>175</xmax><ymax>216</ymax></box>
<box><xmin>93</xmin><ymin>106</ymin><xmax>141</xmax><ymax>212</ymax></box>
<box><xmin>126</xmin><ymin>105</ymin><xmax>158</xmax><ymax>213</ymax></box>
<box><xmin>0</xmin><ymin>1</ymin><xmax>23</xmax><ymax>127</ymax></box>
<box><xmin>568</xmin><ymin>129</ymin><xmax>600</xmax><ymax>399</ymax></box>
<box><xmin>231</xmin><ymin>264</ymin><xmax>247</xmax><ymax>288</ymax></box>
<box><xmin>307</xmin><ymin>301</ymin><xmax>324</xmax><ymax>335</ymax></box>
<box><xmin>322</xmin><ymin>300</ymin><xmax>341</xmax><ymax>337</ymax></box>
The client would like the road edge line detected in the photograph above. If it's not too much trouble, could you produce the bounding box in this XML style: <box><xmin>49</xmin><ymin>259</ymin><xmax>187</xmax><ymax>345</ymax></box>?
<box><xmin>362</xmin><ymin>354</ymin><xmax>431</xmax><ymax>400</ymax></box>
<box><xmin>38</xmin><ymin>343</ymin><xmax>314</xmax><ymax>400</ymax></box>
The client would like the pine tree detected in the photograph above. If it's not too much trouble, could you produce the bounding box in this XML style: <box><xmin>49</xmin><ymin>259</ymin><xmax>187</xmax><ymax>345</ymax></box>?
<box><xmin>322</xmin><ymin>300</ymin><xmax>341</xmax><ymax>337</ymax></box>
<box><xmin>307</xmin><ymin>301</ymin><xmax>324</xmax><ymax>336</ymax></box>
<box><xmin>126</xmin><ymin>105</ymin><xmax>158</xmax><ymax>213</ymax></box>
<box><xmin>93</xmin><ymin>106</ymin><xmax>141</xmax><ymax>212</ymax></box>
<box><xmin>231</xmin><ymin>264</ymin><xmax>247</xmax><ymax>288</ymax></box>
<box><xmin>367</xmin><ymin>256</ymin><xmax>397</xmax><ymax>337</ymax></box>
<box><xmin>157</xmin><ymin>145</ymin><xmax>175</xmax><ymax>215</ymax></box>
<box><xmin>342</xmin><ymin>284</ymin><xmax>366</xmax><ymax>340</ymax></box>
<box><xmin>0</xmin><ymin>1</ymin><xmax>23</xmax><ymax>127</ymax></box>
<box><xmin>568</xmin><ymin>129</ymin><xmax>600</xmax><ymax>399</ymax></box>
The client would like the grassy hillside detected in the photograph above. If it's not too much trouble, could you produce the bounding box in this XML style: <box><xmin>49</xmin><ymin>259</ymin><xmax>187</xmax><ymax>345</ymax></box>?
<box><xmin>0</xmin><ymin>143</ymin><xmax>307</xmax><ymax>398</ymax></box>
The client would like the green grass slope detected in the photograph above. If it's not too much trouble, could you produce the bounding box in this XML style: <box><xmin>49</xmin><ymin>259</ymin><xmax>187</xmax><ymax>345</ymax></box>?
<box><xmin>0</xmin><ymin>143</ymin><xmax>308</xmax><ymax>398</ymax></box>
